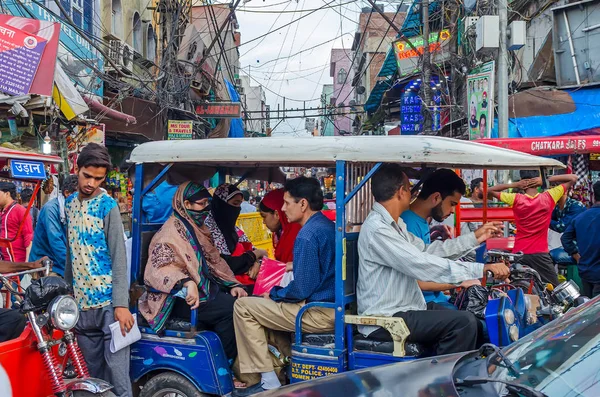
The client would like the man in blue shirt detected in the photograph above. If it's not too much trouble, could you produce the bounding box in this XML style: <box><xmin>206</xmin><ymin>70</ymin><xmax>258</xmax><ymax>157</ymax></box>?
<box><xmin>29</xmin><ymin>175</ymin><xmax>78</xmax><ymax>276</ymax></box>
<box><xmin>550</xmin><ymin>189</ymin><xmax>586</xmax><ymax>266</ymax></box>
<box><xmin>233</xmin><ymin>177</ymin><xmax>335</xmax><ymax>396</ymax></box>
<box><xmin>402</xmin><ymin>169</ymin><xmax>480</xmax><ymax>306</ymax></box>
<box><xmin>561</xmin><ymin>181</ymin><xmax>600</xmax><ymax>298</ymax></box>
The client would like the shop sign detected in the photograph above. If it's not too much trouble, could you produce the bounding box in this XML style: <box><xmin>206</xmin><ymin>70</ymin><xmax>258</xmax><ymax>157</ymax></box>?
<box><xmin>467</xmin><ymin>61</ymin><xmax>495</xmax><ymax>140</ymax></box>
<box><xmin>3</xmin><ymin>4</ymin><xmax>104</xmax><ymax>96</ymax></box>
<box><xmin>0</xmin><ymin>15</ymin><xmax>59</xmax><ymax>96</ymax></box>
<box><xmin>195</xmin><ymin>102</ymin><xmax>242</xmax><ymax>118</ymax></box>
<box><xmin>393</xmin><ymin>30</ymin><xmax>452</xmax><ymax>77</ymax></box>
<box><xmin>0</xmin><ymin>22</ymin><xmax>48</xmax><ymax>96</ymax></box>
<box><xmin>168</xmin><ymin>120</ymin><xmax>193</xmax><ymax>140</ymax></box>
<box><xmin>400</xmin><ymin>79</ymin><xmax>442</xmax><ymax>134</ymax></box>
<box><xmin>479</xmin><ymin>136</ymin><xmax>600</xmax><ymax>155</ymax></box>
<box><xmin>9</xmin><ymin>159</ymin><xmax>46</xmax><ymax>180</ymax></box>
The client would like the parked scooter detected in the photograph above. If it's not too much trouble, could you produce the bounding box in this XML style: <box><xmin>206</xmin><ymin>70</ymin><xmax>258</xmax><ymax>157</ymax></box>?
<box><xmin>0</xmin><ymin>262</ymin><xmax>115</xmax><ymax>397</ymax></box>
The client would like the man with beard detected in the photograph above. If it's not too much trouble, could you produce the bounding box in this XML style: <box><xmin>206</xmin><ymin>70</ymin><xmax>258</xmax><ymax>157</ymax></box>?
<box><xmin>402</xmin><ymin>169</ymin><xmax>486</xmax><ymax>304</ymax></box>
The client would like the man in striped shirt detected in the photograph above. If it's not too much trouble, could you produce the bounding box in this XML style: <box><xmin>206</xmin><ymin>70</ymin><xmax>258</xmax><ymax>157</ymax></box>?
<box><xmin>357</xmin><ymin>164</ymin><xmax>510</xmax><ymax>355</ymax></box>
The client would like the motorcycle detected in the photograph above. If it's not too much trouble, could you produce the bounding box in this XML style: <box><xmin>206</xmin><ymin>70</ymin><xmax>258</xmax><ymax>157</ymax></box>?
<box><xmin>455</xmin><ymin>249</ymin><xmax>588</xmax><ymax>347</ymax></box>
<box><xmin>0</xmin><ymin>262</ymin><xmax>115</xmax><ymax>397</ymax></box>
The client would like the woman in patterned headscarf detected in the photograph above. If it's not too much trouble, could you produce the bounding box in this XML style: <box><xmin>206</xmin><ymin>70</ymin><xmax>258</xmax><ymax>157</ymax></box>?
<box><xmin>205</xmin><ymin>184</ymin><xmax>268</xmax><ymax>288</ymax></box>
<box><xmin>138</xmin><ymin>182</ymin><xmax>247</xmax><ymax>359</ymax></box>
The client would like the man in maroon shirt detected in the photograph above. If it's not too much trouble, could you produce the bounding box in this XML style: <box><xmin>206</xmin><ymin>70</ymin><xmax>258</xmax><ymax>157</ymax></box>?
<box><xmin>0</xmin><ymin>182</ymin><xmax>33</xmax><ymax>262</ymax></box>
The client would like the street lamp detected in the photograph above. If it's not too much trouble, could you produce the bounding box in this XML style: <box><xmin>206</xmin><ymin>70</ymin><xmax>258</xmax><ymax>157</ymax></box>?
<box><xmin>42</xmin><ymin>132</ymin><xmax>52</xmax><ymax>154</ymax></box>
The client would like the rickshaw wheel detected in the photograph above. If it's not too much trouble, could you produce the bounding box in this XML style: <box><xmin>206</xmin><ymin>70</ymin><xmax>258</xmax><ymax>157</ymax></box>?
<box><xmin>72</xmin><ymin>391</ymin><xmax>117</xmax><ymax>397</ymax></box>
<box><xmin>140</xmin><ymin>372</ymin><xmax>206</xmax><ymax>397</ymax></box>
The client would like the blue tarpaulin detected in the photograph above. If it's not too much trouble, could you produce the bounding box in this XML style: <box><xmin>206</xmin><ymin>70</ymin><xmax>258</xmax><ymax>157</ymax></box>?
<box><xmin>491</xmin><ymin>88</ymin><xmax>600</xmax><ymax>138</ymax></box>
<box><xmin>225</xmin><ymin>79</ymin><xmax>244</xmax><ymax>138</ymax></box>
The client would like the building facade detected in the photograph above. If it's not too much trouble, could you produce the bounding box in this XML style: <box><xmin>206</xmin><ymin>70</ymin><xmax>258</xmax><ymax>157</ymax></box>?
<box><xmin>320</xmin><ymin>84</ymin><xmax>334</xmax><ymax>136</ymax></box>
<box><xmin>352</xmin><ymin>8</ymin><xmax>406</xmax><ymax>108</ymax></box>
<box><xmin>240</xmin><ymin>76</ymin><xmax>266</xmax><ymax>136</ymax></box>
<box><xmin>329</xmin><ymin>48</ymin><xmax>354</xmax><ymax>135</ymax></box>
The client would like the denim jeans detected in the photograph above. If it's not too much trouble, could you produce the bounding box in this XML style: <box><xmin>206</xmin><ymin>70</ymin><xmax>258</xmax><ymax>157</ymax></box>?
<box><xmin>550</xmin><ymin>247</ymin><xmax>576</xmax><ymax>266</ymax></box>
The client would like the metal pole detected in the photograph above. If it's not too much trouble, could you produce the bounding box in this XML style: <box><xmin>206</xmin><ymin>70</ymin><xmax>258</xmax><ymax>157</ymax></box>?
<box><xmin>498</xmin><ymin>0</ymin><xmax>509</xmax><ymax>138</ymax></box>
<box><xmin>563</xmin><ymin>11</ymin><xmax>582</xmax><ymax>85</ymax></box>
<box><xmin>422</xmin><ymin>0</ymin><xmax>432</xmax><ymax>134</ymax></box>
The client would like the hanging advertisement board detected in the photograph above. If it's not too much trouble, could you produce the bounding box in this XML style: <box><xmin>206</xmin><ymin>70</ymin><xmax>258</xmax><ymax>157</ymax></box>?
<box><xmin>3</xmin><ymin>5</ymin><xmax>104</xmax><ymax>97</ymax></box>
<box><xmin>467</xmin><ymin>61</ymin><xmax>495</xmax><ymax>140</ymax></box>
<box><xmin>168</xmin><ymin>120</ymin><xmax>193</xmax><ymax>140</ymax></box>
<box><xmin>393</xmin><ymin>29</ymin><xmax>452</xmax><ymax>78</ymax></box>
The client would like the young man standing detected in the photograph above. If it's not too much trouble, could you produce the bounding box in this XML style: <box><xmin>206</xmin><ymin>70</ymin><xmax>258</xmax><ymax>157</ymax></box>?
<box><xmin>65</xmin><ymin>143</ymin><xmax>133</xmax><ymax>397</ymax></box>
<box><xmin>561</xmin><ymin>181</ymin><xmax>600</xmax><ymax>298</ymax></box>
<box><xmin>0</xmin><ymin>182</ymin><xmax>33</xmax><ymax>262</ymax></box>
<box><xmin>30</xmin><ymin>175</ymin><xmax>78</xmax><ymax>277</ymax></box>
<box><xmin>232</xmin><ymin>177</ymin><xmax>336</xmax><ymax>396</ymax></box>
<box><xmin>488</xmin><ymin>170</ymin><xmax>578</xmax><ymax>286</ymax></box>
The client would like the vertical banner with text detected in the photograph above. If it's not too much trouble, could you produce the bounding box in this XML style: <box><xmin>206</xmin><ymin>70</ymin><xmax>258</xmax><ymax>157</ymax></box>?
<box><xmin>467</xmin><ymin>61</ymin><xmax>495</xmax><ymax>140</ymax></box>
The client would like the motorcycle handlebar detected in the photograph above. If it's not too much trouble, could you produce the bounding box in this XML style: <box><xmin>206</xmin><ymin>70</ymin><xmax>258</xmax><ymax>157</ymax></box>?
<box><xmin>0</xmin><ymin>261</ymin><xmax>53</xmax><ymax>295</ymax></box>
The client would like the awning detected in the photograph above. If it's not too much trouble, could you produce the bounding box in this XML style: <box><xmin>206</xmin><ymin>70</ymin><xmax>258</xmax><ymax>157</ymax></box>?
<box><xmin>364</xmin><ymin>79</ymin><xmax>394</xmax><ymax>113</ymax></box>
<box><xmin>491</xmin><ymin>87</ymin><xmax>600</xmax><ymax>138</ymax></box>
<box><xmin>477</xmin><ymin>135</ymin><xmax>600</xmax><ymax>156</ymax></box>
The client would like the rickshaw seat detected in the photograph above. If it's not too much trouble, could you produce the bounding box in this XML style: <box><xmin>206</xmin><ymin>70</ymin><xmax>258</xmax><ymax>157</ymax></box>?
<box><xmin>300</xmin><ymin>333</ymin><xmax>335</xmax><ymax>346</ymax></box>
<box><xmin>352</xmin><ymin>335</ymin><xmax>427</xmax><ymax>356</ymax></box>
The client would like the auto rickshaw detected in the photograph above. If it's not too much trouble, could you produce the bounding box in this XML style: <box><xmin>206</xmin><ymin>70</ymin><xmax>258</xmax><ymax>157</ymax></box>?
<box><xmin>127</xmin><ymin>136</ymin><xmax>563</xmax><ymax>396</ymax></box>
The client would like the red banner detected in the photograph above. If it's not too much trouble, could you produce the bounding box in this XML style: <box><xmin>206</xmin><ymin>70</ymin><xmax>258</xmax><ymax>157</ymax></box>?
<box><xmin>477</xmin><ymin>136</ymin><xmax>600</xmax><ymax>156</ymax></box>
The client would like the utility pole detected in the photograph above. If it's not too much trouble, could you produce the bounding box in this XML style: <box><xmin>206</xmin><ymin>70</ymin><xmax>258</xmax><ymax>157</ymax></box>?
<box><xmin>421</xmin><ymin>0</ymin><xmax>432</xmax><ymax>134</ymax></box>
<box><xmin>498</xmin><ymin>0</ymin><xmax>509</xmax><ymax>138</ymax></box>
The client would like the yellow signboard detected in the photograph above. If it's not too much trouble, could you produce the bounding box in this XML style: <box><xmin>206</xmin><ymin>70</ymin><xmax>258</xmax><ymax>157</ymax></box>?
<box><xmin>168</xmin><ymin>120</ymin><xmax>193</xmax><ymax>140</ymax></box>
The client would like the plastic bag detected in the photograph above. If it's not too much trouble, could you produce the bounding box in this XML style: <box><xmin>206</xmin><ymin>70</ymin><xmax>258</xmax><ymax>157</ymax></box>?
<box><xmin>453</xmin><ymin>285</ymin><xmax>500</xmax><ymax>319</ymax></box>
<box><xmin>21</xmin><ymin>276</ymin><xmax>73</xmax><ymax>313</ymax></box>
<box><xmin>253</xmin><ymin>258</ymin><xmax>287</xmax><ymax>296</ymax></box>
<box><xmin>280</xmin><ymin>271</ymin><xmax>294</xmax><ymax>288</ymax></box>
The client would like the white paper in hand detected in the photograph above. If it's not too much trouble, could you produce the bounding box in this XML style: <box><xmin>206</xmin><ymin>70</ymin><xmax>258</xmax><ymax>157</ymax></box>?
<box><xmin>109</xmin><ymin>313</ymin><xmax>141</xmax><ymax>353</ymax></box>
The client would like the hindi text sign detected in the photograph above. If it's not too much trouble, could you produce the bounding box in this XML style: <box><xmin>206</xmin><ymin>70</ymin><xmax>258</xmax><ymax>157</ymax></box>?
<box><xmin>0</xmin><ymin>21</ymin><xmax>47</xmax><ymax>96</ymax></box>
<box><xmin>9</xmin><ymin>160</ymin><xmax>46</xmax><ymax>180</ymax></box>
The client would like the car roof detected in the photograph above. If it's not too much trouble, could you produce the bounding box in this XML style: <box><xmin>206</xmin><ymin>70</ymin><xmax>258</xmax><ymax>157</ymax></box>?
<box><xmin>129</xmin><ymin>136</ymin><xmax>564</xmax><ymax>170</ymax></box>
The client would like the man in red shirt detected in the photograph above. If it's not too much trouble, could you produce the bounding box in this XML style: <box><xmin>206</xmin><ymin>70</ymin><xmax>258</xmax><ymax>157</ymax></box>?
<box><xmin>488</xmin><ymin>171</ymin><xmax>578</xmax><ymax>285</ymax></box>
<box><xmin>0</xmin><ymin>182</ymin><xmax>33</xmax><ymax>262</ymax></box>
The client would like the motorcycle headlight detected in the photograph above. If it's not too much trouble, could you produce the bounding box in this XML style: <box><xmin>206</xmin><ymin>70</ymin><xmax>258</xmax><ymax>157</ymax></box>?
<box><xmin>49</xmin><ymin>296</ymin><xmax>80</xmax><ymax>331</ymax></box>
<box><xmin>503</xmin><ymin>309</ymin><xmax>515</xmax><ymax>325</ymax></box>
<box><xmin>509</xmin><ymin>324</ymin><xmax>519</xmax><ymax>342</ymax></box>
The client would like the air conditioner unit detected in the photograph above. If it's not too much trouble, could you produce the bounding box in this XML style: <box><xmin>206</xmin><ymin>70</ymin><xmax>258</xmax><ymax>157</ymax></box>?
<box><xmin>107</xmin><ymin>39</ymin><xmax>124</xmax><ymax>69</ymax></box>
<box><xmin>122</xmin><ymin>43</ymin><xmax>134</xmax><ymax>73</ymax></box>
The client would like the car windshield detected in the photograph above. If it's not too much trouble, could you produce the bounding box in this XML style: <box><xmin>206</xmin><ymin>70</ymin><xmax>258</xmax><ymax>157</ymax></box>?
<box><xmin>488</xmin><ymin>297</ymin><xmax>600</xmax><ymax>396</ymax></box>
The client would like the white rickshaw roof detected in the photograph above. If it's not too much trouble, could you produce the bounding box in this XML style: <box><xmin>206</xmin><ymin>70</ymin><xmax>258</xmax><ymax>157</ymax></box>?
<box><xmin>129</xmin><ymin>136</ymin><xmax>565</xmax><ymax>170</ymax></box>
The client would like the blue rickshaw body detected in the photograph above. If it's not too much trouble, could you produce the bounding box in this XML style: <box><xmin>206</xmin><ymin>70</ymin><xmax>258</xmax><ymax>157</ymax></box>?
<box><xmin>131</xmin><ymin>330</ymin><xmax>233</xmax><ymax>395</ymax></box>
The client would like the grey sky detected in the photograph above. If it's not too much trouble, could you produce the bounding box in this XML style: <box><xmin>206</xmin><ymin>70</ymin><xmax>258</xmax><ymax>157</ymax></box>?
<box><xmin>236</xmin><ymin>0</ymin><xmax>364</xmax><ymax>135</ymax></box>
